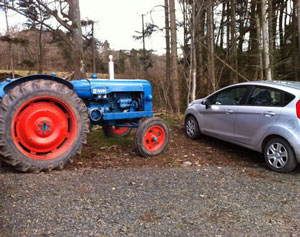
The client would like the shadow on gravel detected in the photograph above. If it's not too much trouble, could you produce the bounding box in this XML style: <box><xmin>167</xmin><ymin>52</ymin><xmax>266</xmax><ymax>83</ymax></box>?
<box><xmin>0</xmin><ymin>163</ymin><xmax>20</xmax><ymax>174</ymax></box>
<box><xmin>197</xmin><ymin>135</ymin><xmax>266</xmax><ymax>167</ymax></box>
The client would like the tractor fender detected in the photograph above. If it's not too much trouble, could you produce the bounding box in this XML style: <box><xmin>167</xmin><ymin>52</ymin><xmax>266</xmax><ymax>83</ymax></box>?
<box><xmin>3</xmin><ymin>74</ymin><xmax>73</xmax><ymax>94</ymax></box>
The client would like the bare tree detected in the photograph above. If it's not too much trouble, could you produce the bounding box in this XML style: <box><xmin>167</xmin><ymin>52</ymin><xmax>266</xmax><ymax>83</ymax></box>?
<box><xmin>25</xmin><ymin>1</ymin><xmax>50</xmax><ymax>73</ymax></box>
<box><xmin>190</xmin><ymin>0</ymin><xmax>197</xmax><ymax>102</ymax></box>
<box><xmin>68</xmin><ymin>0</ymin><xmax>85</xmax><ymax>78</ymax></box>
<box><xmin>261</xmin><ymin>0</ymin><xmax>272</xmax><ymax>81</ymax></box>
<box><xmin>207</xmin><ymin>2</ymin><xmax>216</xmax><ymax>91</ymax></box>
<box><xmin>230</xmin><ymin>0</ymin><xmax>238</xmax><ymax>83</ymax></box>
<box><xmin>1</xmin><ymin>0</ymin><xmax>86</xmax><ymax>79</ymax></box>
<box><xmin>296</xmin><ymin>0</ymin><xmax>300</xmax><ymax>55</ymax></box>
<box><xmin>256</xmin><ymin>14</ymin><xmax>264</xmax><ymax>81</ymax></box>
<box><xmin>169</xmin><ymin>0</ymin><xmax>180</xmax><ymax>113</ymax></box>
<box><xmin>164</xmin><ymin>0</ymin><xmax>173</xmax><ymax>111</ymax></box>
<box><xmin>3</xmin><ymin>0</ymin><xmax>14</xmax><ymax>78</ymax></box>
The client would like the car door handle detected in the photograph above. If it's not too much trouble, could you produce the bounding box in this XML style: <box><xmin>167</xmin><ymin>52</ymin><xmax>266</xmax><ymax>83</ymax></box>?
<box><xmin>263</xmin><ymin>111</ymin><xmax>276</xmax><ymax>117</ymax></box>
<box><xmin>225</xmin><ymin>109</ymin><xmax>234</xmax><ymax>114</ymax></box>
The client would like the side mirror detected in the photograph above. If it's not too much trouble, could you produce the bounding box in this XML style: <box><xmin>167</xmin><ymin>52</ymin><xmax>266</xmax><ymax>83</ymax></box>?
<box><xmin>202</xmin><ymin>99</ymin><xmax>211</xmax><ymax>109</ymax></box>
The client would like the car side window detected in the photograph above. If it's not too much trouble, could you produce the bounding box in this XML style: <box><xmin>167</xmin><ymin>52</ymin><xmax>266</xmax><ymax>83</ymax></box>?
<box><xmin>247</xmin><ymin>87</ymin><xmax>281</xmax><ymax>106</ymax></box>
<box><xmin>209</xmin><ymin>86</ymin><xmax>248</xmax><ymax>105</ymax></box>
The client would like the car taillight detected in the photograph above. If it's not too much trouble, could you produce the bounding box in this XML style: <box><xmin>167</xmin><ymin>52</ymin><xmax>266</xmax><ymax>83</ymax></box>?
<box><xmin>296</xmin><ymin>100</ymin><xmax>300</xmax><ymax>118</ymax></box>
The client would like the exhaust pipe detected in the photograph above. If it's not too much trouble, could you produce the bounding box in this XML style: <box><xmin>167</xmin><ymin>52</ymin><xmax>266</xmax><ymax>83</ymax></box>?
<box><xmin>109</xmin><ymin>55</ymin><xmax>115</xmax><ymax>80</ymax></box>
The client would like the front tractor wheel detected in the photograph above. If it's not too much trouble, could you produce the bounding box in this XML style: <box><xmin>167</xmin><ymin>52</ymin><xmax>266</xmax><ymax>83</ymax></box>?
<box><xmin>135</xmin><ymin>118</ymin><xmax>170</xmax><ymax>157</ymax></box>
<box><xmin>0</xmin><ymin>80</ymin><xmax>89</xmax><ymax>173</ymax></box>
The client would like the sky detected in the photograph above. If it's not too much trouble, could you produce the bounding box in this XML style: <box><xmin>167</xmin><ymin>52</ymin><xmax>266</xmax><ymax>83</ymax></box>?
<box><xmin>80</xmin><ymin>0</ymin><xmax>167</xmax><ymax>54</ymax></box>
<box><xmin>0</xmin><ymin>0</ymin><xmax>171</xmax><ymax>55</ymax></box>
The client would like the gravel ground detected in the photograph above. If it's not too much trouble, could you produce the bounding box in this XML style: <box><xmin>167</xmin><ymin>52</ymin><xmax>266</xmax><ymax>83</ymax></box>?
<box><xmin>1</xmin><ymin>165</ymin><xmax>300</xmax><ymax>236</ymax></box>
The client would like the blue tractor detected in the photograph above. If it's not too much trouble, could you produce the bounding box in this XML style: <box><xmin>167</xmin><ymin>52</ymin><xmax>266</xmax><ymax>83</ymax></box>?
<box><xmin>0</xmin><ymin>74</ymin><xmax>170</xmax><ymax>172</ymax></box>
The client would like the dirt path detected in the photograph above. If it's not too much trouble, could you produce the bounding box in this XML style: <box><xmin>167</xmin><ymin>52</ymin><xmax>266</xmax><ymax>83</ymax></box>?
<box><xmin>70</xmin><ymin>123</ymin><xmax>265</xmax><ymax>171</ymax></box>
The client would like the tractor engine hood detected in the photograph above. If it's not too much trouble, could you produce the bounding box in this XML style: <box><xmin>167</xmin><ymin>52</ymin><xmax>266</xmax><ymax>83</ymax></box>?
<box><xmin>71</xmin><ymin>79</ymin><xmax>152</xmax><ymax>99</ymax></box>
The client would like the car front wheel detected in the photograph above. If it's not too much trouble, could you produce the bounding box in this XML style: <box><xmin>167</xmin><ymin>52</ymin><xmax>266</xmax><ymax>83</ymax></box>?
<box><xmin>264</xmin><ymin>138</ymin><xmax>297</xmax><ymax>173</ymax></box>
<box><xmin>185</xmin><ymin>116</ymin><xmax>200</xmax><ymax>139</ymax></box>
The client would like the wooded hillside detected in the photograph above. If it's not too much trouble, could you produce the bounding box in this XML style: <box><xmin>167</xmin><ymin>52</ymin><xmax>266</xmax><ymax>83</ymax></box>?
<box><xmin>0</xmin><ymin>0</ymin><xmax>299</xmax><ymax>112</ymax></box>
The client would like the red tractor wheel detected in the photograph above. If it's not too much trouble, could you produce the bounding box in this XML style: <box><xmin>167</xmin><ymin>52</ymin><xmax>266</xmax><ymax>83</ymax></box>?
<box><xmin>135</xmin><ymin>118</ymin><xmax>170</xmax><ymax>157</ymax></box>
<box><xmin>102</xmin><ymin>124</ymin><xmax>132</xmax><ymax>137</ymax></box>
<box><xmin>0</xmin><ymin>80</ymin><xmax>89</xmax><ymax>173</ymax></box>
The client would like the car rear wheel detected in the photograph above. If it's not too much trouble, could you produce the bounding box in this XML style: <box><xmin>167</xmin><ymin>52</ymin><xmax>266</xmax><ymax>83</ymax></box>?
<box><xmin>185</xmin><ymin>116</ymin><xmax>200</xmax><ymax>139</ymax></box>
<box><xmin>264</xmin><ymin>138</ymin><xmax>297</xmax><ymax>173</ymax></box>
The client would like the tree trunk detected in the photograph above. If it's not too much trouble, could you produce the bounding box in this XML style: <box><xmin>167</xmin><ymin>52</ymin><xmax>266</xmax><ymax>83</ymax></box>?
<box><xmin>68</xmin><ymin>0</ymin><xmax>86</xmax><ymax>79</ymax></box>
<box><xmin>4</xmin><ymin>0</ymin><xmax>15</xmax><ymax>78</ymax></box>
<box><xmin>293</xmin><ymin>0</ymin><xmax>299</xmax><ymax>80</ymax></box>
<box><xmin>37</xmin><ymin>21</ymin><xmax>44</xmax><ymax>74</ymax></box>
<box><xmin>284</xmin><ymin>1</ymin><xmax>288</xmax><ymax>47</ymax></box>
<box><xmin>207</xmin><ymin>2</ymin><xmax>216</xmax><ymax>91</ymax></box>
<box><xmin>268</xmin><ymin>0</ymin><xmax>275</xmax><ymax>80</ymax></box>
<box><xmin>169</xmin><ymin>0</ymin><xmax>180</xmax><ymax>113</ymax></box>
<box><xmin>256</xmin><ymin>14</ymin><xmax>264</xmax><ymax>81</ymax></box>
<box><xmin>248</xmin><ymin>0</ymin><xmax>257</xmax><ymax>52</ymax></box>
<box><xmin>91</xmin><ymin>21</ymin><xmax>96</xmax><ymax>73</ymax></box>
<box><xmin>142</xmin><ymin>14</ymin><xmax>146</xmax><ymax>73</ymax></box>
<box><xmin>191</xmin><ymin>0</ymin><xmax>197</xmax><ymax>102</ymax></box>
<box><xmin>278</xmin><ymin>0</ymin><xmax>286</xmax><ymax>77</ymax></box>
<box><xmin>226</xmin><ymin>1</ymin><xmax>230</xmax><ymax>53</ymax></box>
<box><xmin>230</xmin><ymin>0</ymin><xmax>238</xmax><ymax>83</ymax></box>
<box><xmin>261</xmin><ymin>0</ymin><xmax>272</xmax><ymax>81</ymax></box>
<box><xmin>279</xmin><ymin>1</ymin><xmax>284</xmax><ymax>50</ymax></box>
<box><xmin>197</xmin><ymin>2</ymin><xmax>205</xmax><ymax>97</ymax></box>
<box><xmin>297</xmin><ymin>0</ymin><xmax>300</xmax><ymax>55</ymax></box>
<box><xmin>237</xmin><ymin>0</ymin><xmax>249</xmax><ymax>53</ymax></box>
<box><xmin>219</xmin><ymin>2</ymin><xmax>226</xmax><ymax>49</ymax></box>
<box><xmin>164</xmin><ymin>0</ymin><xmax>172</xmax><ymax>111</ymax></box>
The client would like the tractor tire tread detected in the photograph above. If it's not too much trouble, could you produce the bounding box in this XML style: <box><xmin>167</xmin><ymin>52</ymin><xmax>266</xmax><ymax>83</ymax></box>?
<box><xmin>135</xmin><ymin>117</ymin><xmax>170</xmax><ymax>157</ymax></box>
<box><xmin>0</xmin><ymin>79</ymin><xmax>90</xmax><ymax>173</ymax></box>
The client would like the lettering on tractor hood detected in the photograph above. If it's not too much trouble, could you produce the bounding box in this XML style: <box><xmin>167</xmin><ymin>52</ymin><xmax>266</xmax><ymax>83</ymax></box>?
<box><xmin>92</xmin><ymin>88</ymin><xmax>107</xmax><ymax>94</ymax></box>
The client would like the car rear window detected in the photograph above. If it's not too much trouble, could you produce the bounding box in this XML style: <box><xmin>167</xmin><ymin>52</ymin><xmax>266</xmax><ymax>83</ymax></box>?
<box><xmin>246</xmin><ymin>86</ymin><xmax>295</xmax><ymax>107</ymax></box>
<box><xmin>247</xmin><ymin>87</ymin><xmax>281</xmax><ymax>106</ymax></box>
<box><xmin>283</xmin><ymin>92</ymin><xmax>295</xmax><ymax>106</ymax></box>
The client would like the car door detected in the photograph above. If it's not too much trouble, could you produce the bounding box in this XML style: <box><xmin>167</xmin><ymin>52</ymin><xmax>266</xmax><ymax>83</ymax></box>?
<box><xmin>199</xmin><ymin>85</ymin><xmax>249</xmax><ymax>141</ymax></box>
<box><xmin>234</xmin><ymin>86</ymin><xmax>283</xmax><ymax>147</ymax></box>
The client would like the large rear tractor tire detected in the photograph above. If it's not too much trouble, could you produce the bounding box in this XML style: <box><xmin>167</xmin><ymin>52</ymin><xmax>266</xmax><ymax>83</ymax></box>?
<box><xmin>0</xmin><ymin>80</ymin><xmax>90</xmax><ymax>173</ymax></box>
<box><xmin>135</xmin><ymin>118</ymin><xmax>170</xmax><ymax>157</ymax></box>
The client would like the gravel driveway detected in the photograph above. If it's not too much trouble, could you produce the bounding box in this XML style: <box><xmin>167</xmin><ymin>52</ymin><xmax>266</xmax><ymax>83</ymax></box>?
<box><xmin>1</xmin><ymin>164</ymin><xmax>300</xmax><ymax>236</ymax></box>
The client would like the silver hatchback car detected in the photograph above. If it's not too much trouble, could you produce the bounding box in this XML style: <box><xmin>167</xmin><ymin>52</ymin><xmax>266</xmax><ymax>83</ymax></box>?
<box><xmin>185</xmin><ymin>81</ymin><xmax>300</xmax><ymax>173</ymax></box>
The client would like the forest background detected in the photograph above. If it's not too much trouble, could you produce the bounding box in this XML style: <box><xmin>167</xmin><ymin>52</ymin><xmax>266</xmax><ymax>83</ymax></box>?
<box><xmin>0</xmin><ymin>0</ymin><xmax>299</xmax><ymax>113</ymax></box>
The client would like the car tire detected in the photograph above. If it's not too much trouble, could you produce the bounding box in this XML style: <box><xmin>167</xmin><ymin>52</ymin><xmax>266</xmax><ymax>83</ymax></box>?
<box><xmin>264</xmin><ymin>138</ymin><xmax>297</xmax><ymax>173</ymax></box>
<box><xmin>185</xmin><ymin>116</ymin><xmax>200</xmax><ymax>139</ymax></box>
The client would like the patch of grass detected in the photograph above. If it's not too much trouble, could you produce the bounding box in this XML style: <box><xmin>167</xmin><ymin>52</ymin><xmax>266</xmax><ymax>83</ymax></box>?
<box><xmin>164</xmin><ymin>118</ymin><xmax>178</xmax><ymax>126</ymax></box>
<box><xmin>87</xmin><ymin>128</ymin><xmax>133</xmax><ymax>148</ymax></box>
<box><xmin>158</xmin><ymin>113</ymin><xmax>183</xmax><ymax>126</ymax></box>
